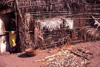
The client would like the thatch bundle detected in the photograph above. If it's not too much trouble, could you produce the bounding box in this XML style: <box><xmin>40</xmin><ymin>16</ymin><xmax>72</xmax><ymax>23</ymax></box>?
<box><xmin>0</xmin><ymin>0</ymin><xmax>14</xmax><ymax>9</ymax></box>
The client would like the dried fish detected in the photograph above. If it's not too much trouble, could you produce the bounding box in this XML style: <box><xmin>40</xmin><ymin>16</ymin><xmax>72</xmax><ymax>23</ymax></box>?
<box><xmin>37</xmin><ymin>49</ymin><xmax>92</xmax><ymax>67</ymax></box>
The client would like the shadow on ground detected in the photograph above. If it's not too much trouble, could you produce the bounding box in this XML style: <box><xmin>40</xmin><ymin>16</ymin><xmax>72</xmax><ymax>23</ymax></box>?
<box><xmin>18</xmin><ymin>53</ymin><xmax>33</xmax><ymax>58</ymax></box>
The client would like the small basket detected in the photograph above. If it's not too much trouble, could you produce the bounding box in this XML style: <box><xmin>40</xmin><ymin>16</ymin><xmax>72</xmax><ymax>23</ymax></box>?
<box><xmin>25</xmin><ymin>47</ymin><xmax>40</xmax><ymax>56</ymax></box>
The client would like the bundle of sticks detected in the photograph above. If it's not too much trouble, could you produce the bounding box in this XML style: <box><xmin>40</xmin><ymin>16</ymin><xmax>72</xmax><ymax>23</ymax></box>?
<box><xmin>80</xmin><ymin>27</ymin><xmax>100</xmax><ymax>41</ymax></box>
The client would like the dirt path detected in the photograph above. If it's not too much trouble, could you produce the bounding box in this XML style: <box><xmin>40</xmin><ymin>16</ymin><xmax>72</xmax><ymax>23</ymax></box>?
<box><xmin>0</xmin><ymin>41</ymin><xmax>100</xmax><ymax>67</ymax></box>
<box><xmin>73</xmin><ymin>41</ymin><xmax>100</xmax><ymax>67</ymax></box>
<box><xmin>0</xmin><ymin>49</ymin><xmax>52</xmax><ymax>67</ymax></box>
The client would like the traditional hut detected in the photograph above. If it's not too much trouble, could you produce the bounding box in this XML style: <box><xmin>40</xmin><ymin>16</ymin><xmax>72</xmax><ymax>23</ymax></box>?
<box><xmin>0</xmin><ymin>0</ymin><xmax>100</xmax><ymax>52</ymax></box>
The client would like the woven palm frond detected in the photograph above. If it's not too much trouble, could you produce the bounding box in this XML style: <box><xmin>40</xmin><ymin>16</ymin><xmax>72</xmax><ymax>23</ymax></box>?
<box><xmin>0</xmin><ymin>0</ymin><xmax>14</xmax><ymax>8</ymax></box>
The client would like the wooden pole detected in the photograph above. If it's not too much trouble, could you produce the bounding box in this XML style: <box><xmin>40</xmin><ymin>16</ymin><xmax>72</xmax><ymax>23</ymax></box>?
<box><xmin>14</xmin><ymin>0</ymin><xmax>19</xmax><ymax>51</ymax></box>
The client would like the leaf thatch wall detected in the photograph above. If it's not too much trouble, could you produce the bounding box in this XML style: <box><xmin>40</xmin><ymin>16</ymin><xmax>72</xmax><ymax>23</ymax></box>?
<box><xmin>1</xmin><ymin>0</ymin><xmax>99</xmax><ymax>51</ymax></box>
<box><xmin>16</xmin><ymin>0</ymin><xmax>89</xmax><ymax>51</ymax></box>
<box><xmin>0</xmin><ymin>0</ymin><xmax>100</xmax><ymax>52</ymax></box>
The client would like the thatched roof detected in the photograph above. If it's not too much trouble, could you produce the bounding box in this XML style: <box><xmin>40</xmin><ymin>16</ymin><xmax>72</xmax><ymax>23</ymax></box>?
<box><xmin>0</xmin><ymin>0</ymin><xmax>14</xmax><ymax>8</ymax></box>
<box><xmin>0</xmin><ymin>0</ymin><xmax>100</xmax><ymax>10</ymax></box>
<box><xmin>17</xmin><ymin>0</ymin><xmax>87</xmax><ymax>12</ymax></box>
<box><xmin>0</xmin><ymin>0</ymin><xmax>100</xmax><ymax>15</ymax></box>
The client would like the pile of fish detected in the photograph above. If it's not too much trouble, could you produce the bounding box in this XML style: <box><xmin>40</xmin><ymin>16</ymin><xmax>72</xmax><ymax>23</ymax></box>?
<box><xmin>36</xmin><ymin>49</ymin><xmax>93</xmax><ymax>67</ymax></box>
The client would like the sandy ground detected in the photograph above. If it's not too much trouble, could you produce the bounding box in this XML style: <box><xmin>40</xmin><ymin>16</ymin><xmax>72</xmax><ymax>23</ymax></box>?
<box><xmin>73</xmin><ymin>41</ymin><xmax>100</xmax><ymax>67</ymax></box>
<box><xmin>0</xmin><ymin>41</ymin><xmax>100</xmax><ymax>67</ymax></box>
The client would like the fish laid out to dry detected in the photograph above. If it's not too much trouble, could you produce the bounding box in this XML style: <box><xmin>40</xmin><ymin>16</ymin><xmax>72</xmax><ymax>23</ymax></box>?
<box><xmin>35</xmin><ymin>48</ymin><xmax>92</xmax><ymax>67</ymax></box>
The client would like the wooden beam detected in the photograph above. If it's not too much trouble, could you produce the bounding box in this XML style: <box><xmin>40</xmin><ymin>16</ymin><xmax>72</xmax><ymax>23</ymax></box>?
<box><xmin>0</xmin><ymin>7</ymin><xmax>14</xmax><ymax>14</ymax></box>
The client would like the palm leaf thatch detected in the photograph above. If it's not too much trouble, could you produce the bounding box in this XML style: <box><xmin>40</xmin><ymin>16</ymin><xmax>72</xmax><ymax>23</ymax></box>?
<box><xmin>0</xmin><ymin>0</ymin><xmax>88</xmax><ymax>52</ymax></box>
<box><xmin>0</xmin><ymin>0</ymin><xmax>87</xmax><ymax>11</ymax></box>
<box><xmin>17</xmin><ymin>0</ymin><xmax>87</xmax><ymax>12</ymax></box>
<box><xmin>17</xmin><ymin>0</ymin><xmax>88</xmax><ymax>51</ymax></box>
<box><xmin>0</xmin><ymin>0</ymin><xmax>14</xmax><ymax>10</ymax></box>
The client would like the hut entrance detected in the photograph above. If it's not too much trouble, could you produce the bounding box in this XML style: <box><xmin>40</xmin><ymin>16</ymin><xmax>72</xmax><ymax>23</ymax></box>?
<box><xmin>0</xmin><ymin>11</ymin><xmax>17</xmax><ymax>53</ymax></box>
